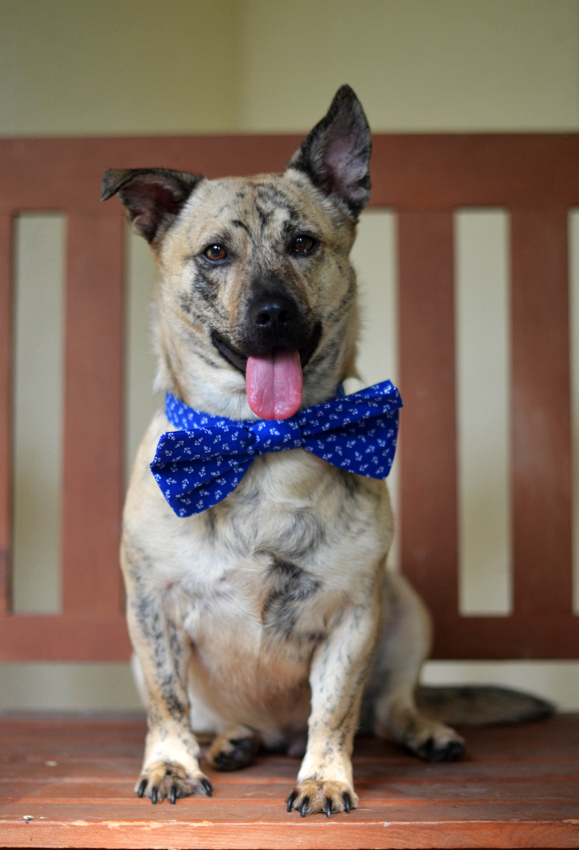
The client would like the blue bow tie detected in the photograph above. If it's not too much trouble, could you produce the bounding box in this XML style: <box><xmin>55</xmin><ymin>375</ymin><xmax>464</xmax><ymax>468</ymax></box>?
<box><xmin>151</xmin><ymin>380</ymin><xmax>402</xmax><ymax>517</ymax></box>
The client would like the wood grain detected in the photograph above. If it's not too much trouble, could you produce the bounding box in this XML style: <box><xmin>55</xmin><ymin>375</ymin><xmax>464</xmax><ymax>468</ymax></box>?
<box><xmin>0</xmin><ymin>715</ymin><xmax>578</xmax><ymax>849</ymax></box>
<box><xmin>398</xmin><ymin>212</ymin><xmax>458</xmax><ymax>618</ymax></box>
<box><xmin>510</xmin><ymin>209</ymin><xmax>573</xmax><ymax>619</ymax></box>
<box><xmin>61</xmin><ymin>211</ymin><xmax>125</xmax><ymax>620</ymax></box>
<box><xmin>3</xmin><ymin>135</ymin><xmax>579</xmax><ymax>212</ymax></box>
<box><xmin>0</xmin><ymin>134</ymin><xmax>578</xmax><ymax>659</ymax></box>
<box><xmin>0</xmin><ymin>613</ymin><xmax>131</xmax><ymax>660</ymax></box>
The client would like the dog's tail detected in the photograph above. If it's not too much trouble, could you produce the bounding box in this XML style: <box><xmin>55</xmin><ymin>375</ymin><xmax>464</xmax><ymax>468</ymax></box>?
<box><xmin>415</xmin><ymin>684</ymin><xmax>555</xmax><ymax>727</ymax></box>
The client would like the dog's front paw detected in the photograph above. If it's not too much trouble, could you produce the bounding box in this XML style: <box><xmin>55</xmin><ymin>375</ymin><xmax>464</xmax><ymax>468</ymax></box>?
<box><xmin>136</xmin><ymin>761</ymin><xmax>213</xmax><ymax>804</ymax></box>
<box><xmin>286</xmin><ymin>780</ymin><xmax>358</xmax><ymax>817</ymax></box>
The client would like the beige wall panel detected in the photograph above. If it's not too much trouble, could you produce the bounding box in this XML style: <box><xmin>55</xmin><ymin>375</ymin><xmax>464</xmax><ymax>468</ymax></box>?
<box><xmin>422</xmin><ymin>660</ymin><xmax>579</xmax><ymax>712</ymax></box>
<box><xmin>0</xmin><ymin>0</ymin><xmax>240</xmax><ymax>135</ymax></box>
<box><xmin>455</xmin><ymin>211</ymin><xmax>511</xmax><ymax>616</ymax></box>
<box><xmin>350</xmin><ymin>210</ymin><xmax>399</xmax><ymax>570</ymax></box>
<box><xmin>125</xmin><ymin>229</ymin><xmax>162</xmax><ymax>479</ymax></box>
<box><xmin>1</xmin><ymin>0</ymin><xmax>577</xmax><ymax>136</ymax></box>
<box><xmin>238</xmin><ymin>0</ymin><xmax>579</xmax><ymax>131</ymax></box>
<box><xmin>12</xmin><ymin>215</ymin><xmax>65</xmax><ymax>614</ymax></box>
<box><xmin>0</xmin><ymin>663</ymin><xmax>141</xmax><ymax>710</ymax></box>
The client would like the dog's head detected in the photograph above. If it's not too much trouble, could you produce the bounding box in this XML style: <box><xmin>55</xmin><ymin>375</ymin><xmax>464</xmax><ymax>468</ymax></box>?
<box><xmin>102</xmin><ymin>85</ymin><xmax>371</xmax><ymax>420</ymax></box>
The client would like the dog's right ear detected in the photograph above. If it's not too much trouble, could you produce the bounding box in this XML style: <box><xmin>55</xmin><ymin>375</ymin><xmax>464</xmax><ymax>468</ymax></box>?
<box><xmin>101</xmin><ymin>168</ymin><xmax>203</xmax><ymax>244</ymax></box>
<box><xmin>287</xmin><ymin>85</ymin><xmax>371</xmax><ymax>221</ymax></box>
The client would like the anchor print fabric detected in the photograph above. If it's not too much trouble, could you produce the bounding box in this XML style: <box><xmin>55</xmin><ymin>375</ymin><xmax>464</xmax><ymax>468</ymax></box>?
<box><xmin>151</xmin><ymin>380</ymin><xmax>402</xmax><ymax>517</ymax></box>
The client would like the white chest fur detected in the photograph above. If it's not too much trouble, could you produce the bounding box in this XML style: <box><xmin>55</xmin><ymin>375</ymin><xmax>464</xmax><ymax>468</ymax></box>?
<box><xmin>123</xmin><ymin>416</ymin><xmax>392</xmax><ymax>737</ymax></box>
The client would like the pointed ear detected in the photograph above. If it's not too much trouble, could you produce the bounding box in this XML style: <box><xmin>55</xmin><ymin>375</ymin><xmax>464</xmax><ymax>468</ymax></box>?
<box><xmin>287</xmin><ymin>85</ymin><xmax>371</xmax><ymax>221</ymax></box>
<box><xmin>101</xmin><ymin>167</ymin><xmax>203</xmax><ymax>243</ymax></box>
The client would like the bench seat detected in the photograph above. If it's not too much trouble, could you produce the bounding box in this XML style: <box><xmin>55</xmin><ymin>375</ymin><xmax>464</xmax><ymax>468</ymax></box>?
<box><xmin>1</xmin><ymin>713</ymin><xmax>578</xmax><ymax>849</ymax></box>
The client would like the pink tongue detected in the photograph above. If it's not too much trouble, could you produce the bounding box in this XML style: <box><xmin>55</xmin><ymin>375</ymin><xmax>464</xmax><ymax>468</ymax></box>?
<box><xmin>246</xmin><ymin>348</ymin><xmax>303</xmax><ymax>420</ymax></box>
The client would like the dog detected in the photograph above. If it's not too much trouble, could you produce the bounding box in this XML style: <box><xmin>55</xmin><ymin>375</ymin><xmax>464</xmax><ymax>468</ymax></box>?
<box><xmin>102</xmin><ymin>85</ymin><xmax>552</xmax><ymax>817</ymax></box>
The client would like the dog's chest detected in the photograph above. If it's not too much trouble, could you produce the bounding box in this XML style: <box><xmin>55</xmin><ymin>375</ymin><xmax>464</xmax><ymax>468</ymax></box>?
<box><xmin>175</xmin><ymin>507</ymin><xmax>331</xmax><ymax>653</ymax></box>
<box><xmin>177</xmin><ymin>549</ymin><xmax>329</xmax><ymax>663</ymax></box>
<box><xmin>163</xmin><ymin>453</ymin><xmax>384</xmax><ymax>652</ymax></box>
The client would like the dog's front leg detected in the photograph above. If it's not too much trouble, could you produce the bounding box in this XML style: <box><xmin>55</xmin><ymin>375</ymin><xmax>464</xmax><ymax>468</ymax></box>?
<box><xmin>287</xmin><ymin>575</ymin><xmax>382</xmax><ymax>817</ymax></box>
<box><xmin>126</xmin><ymin>585</ymin><xmax>212</xmax><ymax>804</ymax></box>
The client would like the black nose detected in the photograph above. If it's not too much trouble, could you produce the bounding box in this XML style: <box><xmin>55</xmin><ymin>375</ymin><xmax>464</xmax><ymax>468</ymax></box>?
<box><xmin>249</xmin><ymin>295</ymin><xmax>298</xmax><ymax>333</ymax></box>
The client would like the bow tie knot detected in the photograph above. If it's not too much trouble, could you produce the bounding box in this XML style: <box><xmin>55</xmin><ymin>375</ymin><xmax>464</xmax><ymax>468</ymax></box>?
<box><xmin>252</xmin><ymin>418</ymin><xmax>303</xmax><ymax>454</ymax></box>
<box><xmin>152</xmin><ymin>380</ymin><xmax>402</xmax><ymax>517</ymax></box>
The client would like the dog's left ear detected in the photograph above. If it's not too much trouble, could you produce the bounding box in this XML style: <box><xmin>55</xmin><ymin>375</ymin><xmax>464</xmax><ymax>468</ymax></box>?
<box><xmin>101</xmin><ymin>167</ymin><xmax>203</xmax><ymax>244</ymax></box>
<box><xmin>287</xmin><ymin>85</ymin><xmax>371</xmax><ymax>221</ymax></box>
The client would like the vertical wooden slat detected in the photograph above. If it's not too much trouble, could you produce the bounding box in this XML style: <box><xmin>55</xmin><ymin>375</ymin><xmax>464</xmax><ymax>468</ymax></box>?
<box><xmin>398</xmin><ymin>212</ymin><xmax>458</xmax><ymax>617</ymax></box>
<box><xmin>62</xmin><ymin>211</ymin><xmax>125</xmax><ymax>618</ymax></box>
<box><xmin>0</xmin><ymin>214</ymin><xmax>13</xmax><ymax>614</ymax></box>
<box><xmin>511</xmin><ymin>208</ymin><xmax>573</xmax><ymax>618</ymax></box>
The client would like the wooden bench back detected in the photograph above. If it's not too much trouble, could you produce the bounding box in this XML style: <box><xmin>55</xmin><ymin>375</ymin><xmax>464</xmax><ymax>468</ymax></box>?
<box><xmin>1</xmin><ymin>135</ymin><xmax>577</xmax><ymax>661</ymax></box>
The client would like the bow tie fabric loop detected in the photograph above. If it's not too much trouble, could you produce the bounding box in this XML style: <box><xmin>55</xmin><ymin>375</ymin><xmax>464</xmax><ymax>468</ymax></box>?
<box><xmin>151</xmin><ymin>380</ymin><xmax>402</xmax><ymax>517</ymax></box>
<box><xmin>151</xmin><ymin>433</ymin><xmax>254</xmax><ymax>515</ymax></box>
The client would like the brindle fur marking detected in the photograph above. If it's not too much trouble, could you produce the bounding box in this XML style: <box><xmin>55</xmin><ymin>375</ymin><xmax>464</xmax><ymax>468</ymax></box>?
<box><xmin>103</xmin><ymin>86</ymin><xmax>547</xmax><ymax>817</ymax></box>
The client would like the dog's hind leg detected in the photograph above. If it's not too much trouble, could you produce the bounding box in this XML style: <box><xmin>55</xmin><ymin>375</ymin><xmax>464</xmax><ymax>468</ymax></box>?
<box><xmin>365</xmin><ymin>572</ymin><xmax>465</xmax><ymax>762</ymax></box>
<box><xmin>208</xmin><ymin>725</ymin><xmax>261</xmax><ymax>771</ymax></box>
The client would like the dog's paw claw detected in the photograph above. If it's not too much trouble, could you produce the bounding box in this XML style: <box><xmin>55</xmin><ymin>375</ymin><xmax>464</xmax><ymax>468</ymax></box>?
<box><xmin>286</xmin><ymin>780</ymin><xmax>358</xmax><ymax>816</ymax></box>
<box><xmin>286</xmin><ymin>790</ymin><xmax>297</xmax><ymax>812</ymax></box>
<box><xmin>208</xmin><ymin>729</ymin><xmax>259</xmax><ymax>771</ymax></box>
<box><xmin>415</xmin><ymin>735</ymin><xmax>465</xmax><ymax>762</ymax></box>
<box><xmin>401</xmin><ymin>717</ymin><xmax>465</xmax><ymax>763</ymax></box>
<box><xmin>135</xmin><ymin>762</ymin><xmax>212</xmax><ymax>803</ymax></box>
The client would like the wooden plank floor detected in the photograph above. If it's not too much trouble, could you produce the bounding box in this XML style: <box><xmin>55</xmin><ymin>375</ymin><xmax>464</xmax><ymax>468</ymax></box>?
<box><xmin>0</xmin><ymin>713</ymin><xmax>578</xmax><ymax>848</ymax></box>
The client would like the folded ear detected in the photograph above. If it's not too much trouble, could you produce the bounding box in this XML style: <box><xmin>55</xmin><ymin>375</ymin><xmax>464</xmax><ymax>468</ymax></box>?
<box><xmin>287</xmin><ymin>85</ymin><xmax>371</xmax><ymax>221</ymax></box>
<box><xmin>101</xmin><ymin>168</ymin><xmax>203</xmax><ymax>243</ymax></box>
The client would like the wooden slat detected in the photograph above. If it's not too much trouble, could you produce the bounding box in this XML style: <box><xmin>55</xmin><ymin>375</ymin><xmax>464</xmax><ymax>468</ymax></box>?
<box><xmin>398</xmin><ymin>212</ymin><xmax>458</xmax><ymax>618</ymax></box>
<box><xmin>2</xmin><ymin>810</ymin><xmax>578</xmax><ymax>849</ymax></box>
<box><xmin>0</xmin><ymin>614</ymin><xmax>131</xmax><ymax>660</ymax></box>
<box><xmin>0</xmin><ymin>715</ymin><xmax>578</xmax><ymax>849</ymax></box>
<box><xmin>430</xmin><ymin>613</ymin><xmax>579</xmax><ymax>659</ymax></box>
<box><xmin>4</xmin><ymin>136</ymin><xmax>579</xmax><ymax>214</ymax></box>
<box><xmin>510</xmin><ymin>209</ymin><xmax>573</xmax><ymax>619</ymax></box>
<box><xmin>0</xmin><ymin>214</ymin><xmax>12</xmax><ymax>615</ymax></box>
<box><xmin>61</xmin><ymin>211</ymin><xmax>125</xmax><ymax>619</ymax></box>
<box><xmin>371</xmin><ymin>135</ymin><xmax>579</xmax><ymax>209</ymax></box>
<box><xmin>0</xmin><ymin>136</ymin><xmax>303</xmax><ymax>212</ymax></box>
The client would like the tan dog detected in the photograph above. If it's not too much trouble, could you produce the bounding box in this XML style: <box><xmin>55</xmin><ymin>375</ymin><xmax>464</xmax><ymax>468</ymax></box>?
<box><xmin>102</xmin><ymin>86</ymin><xmax>551</xmax><ymax>817</ymax></box>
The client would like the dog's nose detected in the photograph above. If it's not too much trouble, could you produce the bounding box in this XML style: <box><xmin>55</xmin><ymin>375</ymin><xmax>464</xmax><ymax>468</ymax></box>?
<box><xmin>249</xmin><ymin>295</ymin><xmax>298</xmax><ymax>333</ymax></box>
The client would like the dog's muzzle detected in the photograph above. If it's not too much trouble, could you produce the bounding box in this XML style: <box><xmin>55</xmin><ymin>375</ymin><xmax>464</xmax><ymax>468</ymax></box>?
<box><xmin>244</xmin><ymin>291</ymin><xmax>308</xmax><ymax>354</ymax></box>
<box><xmin>212</xmin><ymin>289</ymin><xmax>321</xmax><ymax>374</ymax></box>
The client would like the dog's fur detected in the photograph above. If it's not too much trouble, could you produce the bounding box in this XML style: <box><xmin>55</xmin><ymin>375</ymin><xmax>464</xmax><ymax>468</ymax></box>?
<box><xmin>102</xmin><ymin>86</ymin><xmax>552</xmax><ymax>817</ymax></box>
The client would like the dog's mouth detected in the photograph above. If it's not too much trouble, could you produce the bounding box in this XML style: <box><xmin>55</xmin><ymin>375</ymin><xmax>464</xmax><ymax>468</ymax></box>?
<box><xmin>211</xmin><ymin>324</ymin><xmax>322</xmax><ymax>420</ymax></box>
<box><xmin>211</xmin><ymin>332</ymin><xmax>249</xmax><ymax>375</ymax></box>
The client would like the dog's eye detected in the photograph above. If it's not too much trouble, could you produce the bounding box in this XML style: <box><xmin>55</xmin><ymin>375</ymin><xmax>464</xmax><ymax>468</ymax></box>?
<box><xmin>203</xmin><ymin>244</ymin><xmax>227</xmax><ymax>262</ymax></box>
<box><xmin>292</xmin><ymin>235</ymin><xmax>317</xmax><ymax>254</ymax></box>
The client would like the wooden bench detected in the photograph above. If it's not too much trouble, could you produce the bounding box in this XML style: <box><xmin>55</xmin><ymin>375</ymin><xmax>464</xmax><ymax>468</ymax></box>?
<box><xmin>1</xmin><ymin>134</ymin><xmax>578</xmax><ymax>847</ymax></box>
<box><xmin>1</xmin><ymin>712</ymin><xmax>578</xmax><ymax>848</ymax></box>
